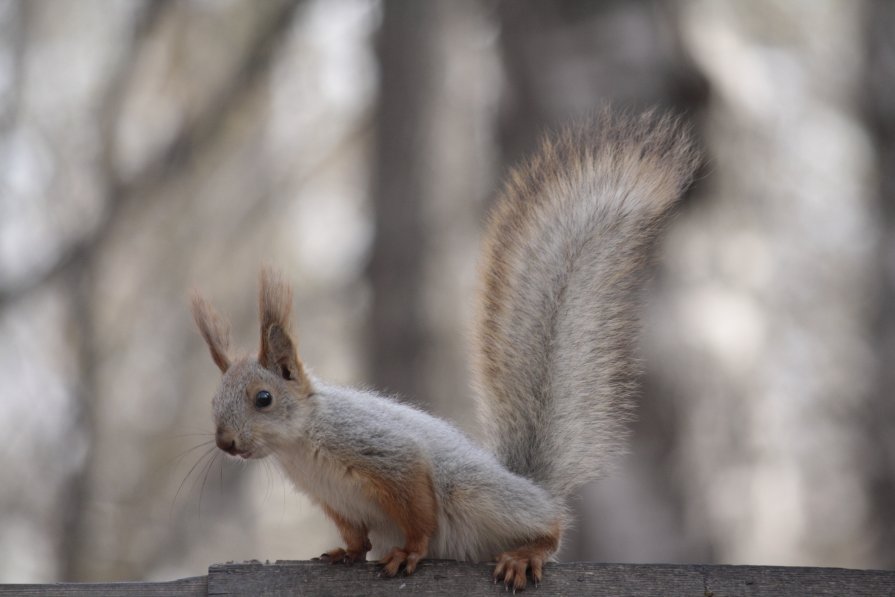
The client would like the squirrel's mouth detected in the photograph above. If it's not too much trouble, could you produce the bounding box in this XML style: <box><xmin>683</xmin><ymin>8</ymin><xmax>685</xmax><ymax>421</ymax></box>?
<box><xmin>238</xmin><ymin>451</ymin><xmax>253</xmax><ymax>459</ymax></box>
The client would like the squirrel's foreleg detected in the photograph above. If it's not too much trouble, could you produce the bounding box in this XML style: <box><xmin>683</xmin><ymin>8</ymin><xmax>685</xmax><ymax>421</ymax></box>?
<box><xmin>368</xmin><ymin>461</ymin><xmax>437</xmax><ymax>576</ymax></box>
<box><xmin>318</xmin><ymin>504</ymin><xmax>371</xmax><ymax>565</ymax></box>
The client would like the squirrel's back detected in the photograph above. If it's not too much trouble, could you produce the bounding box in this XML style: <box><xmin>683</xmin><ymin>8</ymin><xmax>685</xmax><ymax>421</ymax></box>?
<box><xmin>473</xmin><ymin>110</ymin><xmax>699</xmax><ymax>498</ymax></box>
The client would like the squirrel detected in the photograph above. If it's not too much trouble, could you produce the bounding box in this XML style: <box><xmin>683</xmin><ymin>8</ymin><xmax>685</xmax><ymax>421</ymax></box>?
<box><xmin>190</xmin><ymin>109</ymin><xmax>698</xmax><ymax>591</ymax></box>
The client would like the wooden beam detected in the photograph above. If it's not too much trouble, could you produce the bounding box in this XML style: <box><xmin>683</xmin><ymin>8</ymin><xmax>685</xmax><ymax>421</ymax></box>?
<box><xmin>3</xmin><ymin>561</ymin><xmax>894</xmax><ymax>596</ymax></box>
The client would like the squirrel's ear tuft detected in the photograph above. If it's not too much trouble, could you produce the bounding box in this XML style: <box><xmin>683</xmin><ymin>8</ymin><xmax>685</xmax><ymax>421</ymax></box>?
<box><xmin>191</xmin><ymin>292</ymin><xmax>232</xmax><ymax>373</ymax></box>
<box><xmin>258</xmin><ymin>267</ymin><xmax>293</xmax><ymax>339</ymax></box>
<box><xmin>258</xmin><ymin>268</ymin><xmax>311</xmax><ymax>390</ymax></box>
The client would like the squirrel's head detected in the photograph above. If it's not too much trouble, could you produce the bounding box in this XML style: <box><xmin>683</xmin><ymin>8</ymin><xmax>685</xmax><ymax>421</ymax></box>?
<box><xmin>191</xmin><ymin>268</ymin><xmax>314</xmax><ymax>460</ymax></box>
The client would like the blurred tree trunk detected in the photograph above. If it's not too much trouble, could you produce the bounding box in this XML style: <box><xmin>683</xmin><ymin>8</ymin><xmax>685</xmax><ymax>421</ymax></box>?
<box><xmin>865</xmin><ymin>0</ymin><xmax>895</xmax><ymax>568</ymax></box>
<box><xmin>369</xmin><ymin>0</ymin><xmax>496</xmax><ymax>423</ymax></box>
<box><xmin>495</xmin><ymin>0</ymin><xmax>707</xmax><ymax>562</ymax></box>
<box><xmin>497</xmin><ymin>0</ymin><xmax>706</xmax><ymax>166</ymax></box>
<box><xmin>368</xmin><ymin>0</ymin><xmax>436</xmax><ymax>403</ymax></box>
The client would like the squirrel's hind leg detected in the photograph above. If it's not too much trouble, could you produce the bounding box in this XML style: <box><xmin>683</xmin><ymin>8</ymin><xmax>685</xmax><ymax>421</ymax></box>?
<box><xmin>493</xmin><ymin>524</ymin><xmax>561</xmax><ymax>592</ymax></box>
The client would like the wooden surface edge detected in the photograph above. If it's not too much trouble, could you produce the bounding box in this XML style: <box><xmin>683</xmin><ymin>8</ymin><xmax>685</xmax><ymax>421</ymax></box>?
<box><xmin>207</xmin><ymin>560</ymin><xmax>895</xmax><ymax>596</ymax></box>
<box><xmin>3</xmin><ymin>562</ymin><xmax>894</xmax><ymax>596</ymax></box>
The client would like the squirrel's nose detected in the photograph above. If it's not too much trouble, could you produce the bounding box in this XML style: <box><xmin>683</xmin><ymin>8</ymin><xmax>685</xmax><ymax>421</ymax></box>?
<box><xmin>215</xmin><ymin>427</ymin><xmax>237</xmax><ymax>455</ymax></box>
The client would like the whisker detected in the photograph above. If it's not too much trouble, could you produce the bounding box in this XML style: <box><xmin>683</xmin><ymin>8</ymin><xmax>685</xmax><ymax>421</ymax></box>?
<box><xmin>198</xmin><ymin>449</ymin><xmax>220</xmax><ymax>519</ymax></box>
<box><xmin>167</xmin><ymin>432</ymin><xmax>215</xmax><ymax>439</ymax></box>
<box><xmin>147</xmin><ymin>439</ymin><xmax>216</xmax><ymax>488</ymax></box>
<box><xmin>254</xmin><ymin>438</ymin><xmax>287</xmax><ymax>522</ymax></box>
<box><xmin>171</xmin><ymin>440</ymin><xmax>216</xmax><ymax>466</ymax></box>
<box><xmin>171</xmin><ymin>445</ymin><xmax>217</xmax><ymax>520</ymax></box>
<box><xmin>256</xmin><ymin>439</ymin><xmax>274</xmax><ymax>504</ymax></box>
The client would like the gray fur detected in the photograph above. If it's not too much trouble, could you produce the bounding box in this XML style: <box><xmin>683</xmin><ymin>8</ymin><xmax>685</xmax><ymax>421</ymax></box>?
<box><xmin>473</xmin><ymin>110</ymin><xmax>699</xmax><ymax>498</ymax></box>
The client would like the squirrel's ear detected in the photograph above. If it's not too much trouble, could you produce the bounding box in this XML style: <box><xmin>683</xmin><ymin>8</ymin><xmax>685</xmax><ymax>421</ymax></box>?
<box><xmin>191</xmin><ymin>292</ymin><xmax>232</xmax><ymax>373</ymax></box>
<box><xmin>263</xmin><ymin>324</ymin><xmax>309</xmax><ymax>385</ymax></box>
<box><xmin>258</xmin><ymin>268</ymin><xmax>311</xmax><ymax>390</ymax></box>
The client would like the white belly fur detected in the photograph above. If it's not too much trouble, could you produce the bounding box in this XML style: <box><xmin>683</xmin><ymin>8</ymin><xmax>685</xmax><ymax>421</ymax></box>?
<box><xmin>274</xmin><ymin>442</ymin><xmax>405</xmax><ymax>554</ymax></box>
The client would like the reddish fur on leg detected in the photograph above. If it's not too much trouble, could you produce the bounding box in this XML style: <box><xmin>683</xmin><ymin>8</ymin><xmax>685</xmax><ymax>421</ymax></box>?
<box><xmin>359</xmin><ymin>463</ymin><xmax>437</xmax><ymax>576</ymax></box>
<box><xmin>318</xmin><ymin>504</ymin><xmax>371</xmax><ymax>565</ymax></box>
<box><xmin>493</xmin><ymin>522</ymin><xmax>561</xmax><ymax>591</ymax></box>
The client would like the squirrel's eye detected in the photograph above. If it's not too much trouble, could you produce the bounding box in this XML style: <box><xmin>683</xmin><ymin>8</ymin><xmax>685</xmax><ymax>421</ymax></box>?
<box><xmin>255</xmin><ymin>390</ymin><xmax>273</xmax><ymax>408</ymax></box>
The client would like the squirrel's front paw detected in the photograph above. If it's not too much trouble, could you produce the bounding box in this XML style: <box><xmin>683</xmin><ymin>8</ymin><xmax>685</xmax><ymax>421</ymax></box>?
<box><xmin>377</xmin><ymin>546</ymin><xmax>425</xmax><ymax>576</ymax></box>
<box><xmin>314</xmin><ymin>542</ymin><xmax>370</xmax><ymax>566</ymax></box>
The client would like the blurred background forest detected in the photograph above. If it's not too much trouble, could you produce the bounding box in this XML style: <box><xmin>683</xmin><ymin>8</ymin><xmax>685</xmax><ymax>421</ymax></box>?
<box><xmin>1</xmin><ymin>0</ymin><xmax>894</xmax><ymax>583</ymax></box>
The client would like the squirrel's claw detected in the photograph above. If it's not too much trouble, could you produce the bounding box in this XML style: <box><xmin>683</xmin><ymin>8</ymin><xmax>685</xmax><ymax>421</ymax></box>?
<box><xmin>315</xmin><ymin>547</ymin><xmax>368</xmax><ymax>566</ymax></box>
<box><xmin>493</xmin><ymin>551</ymin><xmax>543</xmax><ymax>592</ymax></box>
<box><xmin>377</xmin><ymin>546</ymin><xmax>424</xmax><ymax>577</ymax></box>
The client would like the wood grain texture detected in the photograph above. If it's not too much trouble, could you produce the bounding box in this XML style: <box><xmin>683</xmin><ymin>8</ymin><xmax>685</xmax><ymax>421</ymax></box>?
<box><xmin>206</xmin><ymin>560</ymin><xmax>895</xmax><ymax>597</ymax></box>
<box><xmin>3</xmin><ymin>562</ymin><xmax>894</xmax><ymax>596</ymax></box>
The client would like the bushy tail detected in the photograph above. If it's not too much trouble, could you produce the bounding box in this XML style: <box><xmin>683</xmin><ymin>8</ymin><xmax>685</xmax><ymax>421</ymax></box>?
<box><xmin>473</xmin><ymin>110</ymin><xmax>699</xmax><ymax>499</ymax></box>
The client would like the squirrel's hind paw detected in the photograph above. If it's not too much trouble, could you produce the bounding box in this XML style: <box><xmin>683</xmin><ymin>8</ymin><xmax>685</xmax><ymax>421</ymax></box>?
<box><xmin>493</xmin><ymin>550</ymin><xmax>546</xmax><ymax>592</ymax></box>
